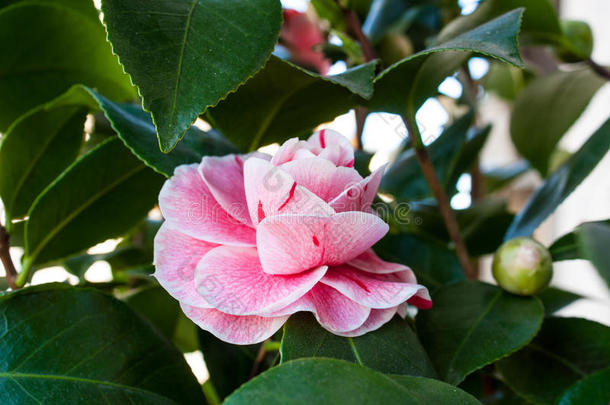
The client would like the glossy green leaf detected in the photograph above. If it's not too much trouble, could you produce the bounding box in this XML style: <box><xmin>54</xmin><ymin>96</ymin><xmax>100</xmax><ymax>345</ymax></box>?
<box><xmin>537</xmin><ymin>287</ymin><xmax>582</xmax><ymax>315</ymax></box>
<box><xmin>374</xmin><ymin>233</ymin><xmax>465</xmax><ymax>290</ymax></box>
<box><xmin>280</xmin><ymin>313</ymin><xmax>436</xmax><ymax>377</ymax></box>
<box><xmin>206</xmin><ymin>57</ymin><xmax>377</xmax><ymax>151</ymax></box>
<box><xmin>198</xmin><ymin>330</ymin><xmax>260</xmax><ymax>400</ymax></box>
<box><xmin>379</xmin><ymin>111</ymin><xmax>474</xmax><ymax>199</ymax></box>
<box><xmin>505</xmin><ymin>118</ymin><xmax>610</xmax><ymax>240</ymax></box>
<box><xmin>369</xmin><ymin>9</ymin><xmax>524</xmax><ymax>115</ymax></box>
<box><xmin>51</xmin><ymin>85</ymin><xmax>238</xmax><ymax>177</ymax></box>
<box><xmin>0</xmin><ymin>284</ymin><xmax>205</xmax><ymax>404</ymax></box>
<box><xmin>0</xmin><ymin>2</ymin><xmax>135</xmax><ymax>131</ymax></box>
<box><xmin>0</xmin><ymin>105</ymin><xmax>86</xmax><ymax>223</ymax></box>
<box><xmin>438</xmin><ymin>0</ymin><xmax>561</xmax><ymax>45</ymax></box>
<box><xmin>558</xmin><ymin>367</ymin><xmax>610</xmax><ymax>405</ymax></box>
<box><xmin>225</xmin><ymin>358</ymin><xmax>479</xmax><ymax>405</ymax></box>
<box><xmin>102</xmin><ymin>0</ymin><xmax>282</xmax><ymax>152</ymax></box>
<box><xmin>23</xmin><ymin>138</ymin><xmax>164</xmax><ymax>272</ymax></box>
<box><xmin>123</xmin><ymin>286</ymin><xmax>180</xmax><ymax>339</ymax></box>
<box><xmin>498</xmin><ymin>317</ymin><xmax>610</xmax><ymax>405</ymax></box>
<box><xmin>416</xmin><ymin>281</ymin><xmax>544</xmax><ymax>385</ymax></box>
<box><xmin>510</xmin><ymin>69</ymin><xmax>604</xmax><ymax>175</ymax></box>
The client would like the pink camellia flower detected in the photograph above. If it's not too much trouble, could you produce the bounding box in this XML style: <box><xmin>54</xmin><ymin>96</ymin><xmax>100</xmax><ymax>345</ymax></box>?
<box><xmin>281</xmin><ymin>8</ymin><xmax>331</xmax><ymax>75</ymax></box>
<box><xmin>154</xmin><ymin>130</ymin><xmax>431</xmax><ymax>345</ymax></box>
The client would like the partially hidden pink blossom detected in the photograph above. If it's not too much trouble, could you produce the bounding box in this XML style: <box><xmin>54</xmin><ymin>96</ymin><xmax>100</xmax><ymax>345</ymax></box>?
<box><xmin>154</xmin><ymin>129</ymin><xmax>431</xmax><ymax>344</ymax></box>
<box><xmin>281</xmin><ymin>9</ymin><xmax>331</xmax><ymax>75</ymax></box>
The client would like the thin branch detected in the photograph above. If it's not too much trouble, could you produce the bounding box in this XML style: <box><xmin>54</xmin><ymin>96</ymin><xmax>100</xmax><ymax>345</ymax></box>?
<box><xmin>402</xmin><ymin>116</ymin><xmax>476</xmax><ymax>279</ymax></box>
<box><xmin>586</xmin><ymin>58</ymin><xmax>610</xmax><ymax>81</ymax></box>
<box><xmin>0</xmin><ymin>225</ymin><xmax>18</xmax><ymax>290</ymax></box>
<box><xmin>334</xmin><ymin>1</ymin><xmax>377</xmax><ymax>62</ymax></box>
<box><xmin>248</xmin><ymin>341</ymin><xmax>268</xmax><ymax>380</ymax></box>
<box><xmin>354</xmin><ymin>106</ymin><xmax>367</xmax><ymax>150</ymax></box>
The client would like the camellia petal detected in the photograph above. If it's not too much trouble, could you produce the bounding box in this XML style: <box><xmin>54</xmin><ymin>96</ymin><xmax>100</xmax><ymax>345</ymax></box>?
<box><xmin>336</xmin><ymin>307</ymin><xmax>398</xmax><ymax>337</ymax></box>
<box><xmin>330</xmin><ymin>165</ymin><xmax>385</xmax><ymax>213</ymax></box>
<box><xmin>320</xmin><ymin>265</ymin><xmax>427</xmax><ymax>309</ymax></box>
<box><xmin>199</xmin><ymin>154</ymin><xmax>252</xmax><ymax>225</ymax></box>
<box><xmin>257</xmin><ymin>212</ymin><xmax>389</xmax><ymax>274</ymax></box>
<box><xmin>348</xmin><ymin>249</ymin><xmax>416</xmax><ymax>278</ymax></box>
<box><xmin>307</xmin><ymin>129</ymin><xmax>354</xmax><ymax>167</ymax></box>
<box><xmin>243</xmin><ymin>157</ymin><xmax>334</xmax><ymax>223</ymax></box>
<box><xmin>195</xmin><ymin>245</ymin><xmax>327</xmax><ymax>315</ymax></box>
<box><xmin>153</xmin><ymin>222</ymin><xmax>217</xmax><ymax>308</ymax></box>
<box><xmin>280</xmin><ymin>157</ymin><xmax>362</xmax><ymax>202</ymax></box>
<box><xmin>181</xmin><ymin>304</ymin><xmax>288</xmax><ymax>345</ymax></box>
<box><xmin>159</xmin><ymin>164</ymin><xmax>256</xmax><ymax>246</ymax></box>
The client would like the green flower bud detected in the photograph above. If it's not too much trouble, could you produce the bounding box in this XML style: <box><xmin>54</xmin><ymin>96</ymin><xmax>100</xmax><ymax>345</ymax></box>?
<box><xmin>492</xmin><ymin>237</ymin><xmax>552</xmax><ymax>296</ymax></box>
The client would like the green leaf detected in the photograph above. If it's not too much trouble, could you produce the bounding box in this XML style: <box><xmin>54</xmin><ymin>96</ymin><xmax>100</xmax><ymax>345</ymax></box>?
<box><xmin>416</xmin><ymin>281</ymin><xmax>544</xmax><ymax>385</ymax></box>
<box><xmin>224</xmin><ymin>358</ymin><xmax>479</xmax><ymax>405</ymax></box>
<box><xmin>198</xmin><ymin>330</ymin><xmax>260</xmax><ymax>400</ymax></box>
<box><xmin>379</xmin><ymin>111</ymin><xmax>475</xmax><ymax>199</ymax></box>
<box><xmin>123</xmin><ymin>286</ymin><xmax>180</xmax><ymax>339</ymax></box>
<box><xmin>369</xmin><ymin>8</ymin><xmax>524</xmax><ymax>116</ymax></box>
<box><xmin>280</xmin><ymin>313</ymin><xmax>436</xmax><ymax>377</ymax></box>
<box><xmin>51</xmin><ymin>85</ymin><xmax>238</xmax><ymax>177</ymax></box>
<box><xmin>374</xmin><ymin>232</ymin><xmax>465</xmax><ymax>290</ymax></box>
<box><xmin>438</xmin><ymin>0</ymin><xmax>561</xmax><ymax>45</ymax></box>
<box><xmin>0</xmin><ymin>284</ymin><xmax>205</xmax><ymax>404</ymax></box>
<box><xmin>23</xmin><ymin>138</ymin><xmax>164</xmax><ymax>273</ymax></box>
<box><xmin>510</xmin><ymin>69</ymin><xmax>604</xmax><ymax>175</ymax></box>
<box><xmin>579</xmin><ymin>222</ymin><xmax>610</xmax><ymax>287</ymax></box>
<box><xmin>0</xmin><ymin>105</ymin><xmax>86</xmax><ymax>223</ymax></box>
<box><xmin>482</xmin><ymin>62</ymin><xmax>525</xmax><ymax>101</ymax></box>
<box><xmin>205</xmin><ymin>57</ymin><xmax>377</xmax><ymax>151</ymax></box>
<box><xmin>537</xmin><ymin>287</ymin><xmax>582</xmax><ymax>315</ymax></box>
<box><xmin>558</xmin><ymin>367</ymin><xmax>610</xmax><ymax>405</ymax></box>
<box><xmin>498</xmin><ymin>317</ymin><xmax>610</xmax><ymax>405</ymax></box>
<box><xmin>1</xmin><ymin>0</ymin><xmax>101</xmax><ymax>19</ymax></box>
<box><xmin>102</xmin><ymin>0</ymin><xmax>282</xmax><ymax>152</ymax></box>
<box><xmin>0</xmin><ymin>2</ymin><xmax>135</xmax><ymax>131</ymax></box>
<box><xmin>505</xmin><ymin>118</ymin><xmax>610</xmax><ymax>240</ymax></box>
<box><xmin>549</xmin><ymin>219</ymin><xmax>610</xmax><ymax>262</ymax></box>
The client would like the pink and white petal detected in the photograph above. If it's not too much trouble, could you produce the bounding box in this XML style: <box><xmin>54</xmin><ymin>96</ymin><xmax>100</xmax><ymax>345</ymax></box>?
<box><xmin>271</xmin><ymin>138</ymin><xmax>316</xmax><ymax>166</ymax></box>
<box><xmin>181</xmin><ymin>304</ymin><xmax>287</xmax><ymax>345</ymax></box>
<box><xmin>397</xmin><ymin>302</ymin><xmax>409</xmax><ymax>318</ymax></box>
<box><xmin>307</xmin><ymin>283</ymin><xmax>370</xmax><ymax>333</ymax></box>
<box><xmin>257</xmin><ymin>212</ymin><xmax>389</xmax><ymax>275</ymax></box>
<box><xmin>320</xmin><ymin>265</ymin><xmax>425</xmax><ymax>309</ymax></box>
<box><xmin>159</xmin><ymin>164</ymin><xmax>256</xmax><ymax>246</ymax></box>
<box><xmin>244</xmin><ymin>158</ymin><xmax>334</xmax><ymax>223</ymax></box>
<box><xmin>307</xmin><ymin>129</ymin><xmax>354</xmax><ymax>167</ymax></box>
<box><xmin>199</xmin><ymin>154</ymin><xmax>251</xmax><ymax>226</ymax></box>
<box><xmin>263</xmin><ymin>284</ymin><xmax>371</xmax><ymax>333</ymax></box>
<box><xmin>194</xmin><ymin>246</ymin><xmax>327</xmax><ymax>315</ymax></box>
<box><xmin>280</xmin><ymin>157</ymin><xmax>362</xmax><ymax>202</ymax></box>
<box><xmin>329</xmin><ymin>165</ymin><xmax>385</xmax><ymax>213</ymax></box>
<box><xmin>153</xmin><ymin>222</ymin><xmax>218</xmax><ymax>308</ymax></box>
<box><xmin>407</xmin><ymin>290</ymin><xmax>433</xmax><ymax>309</ymax></box>
<box><xmin>336</xmin><ymin>307</ymin><xmax>398</xmax><ymax>337</ymax></box>
<box><xmin>348</xmin><ymin>249</ymin><xmax>415</xmax><ymax>279</ymax></box>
